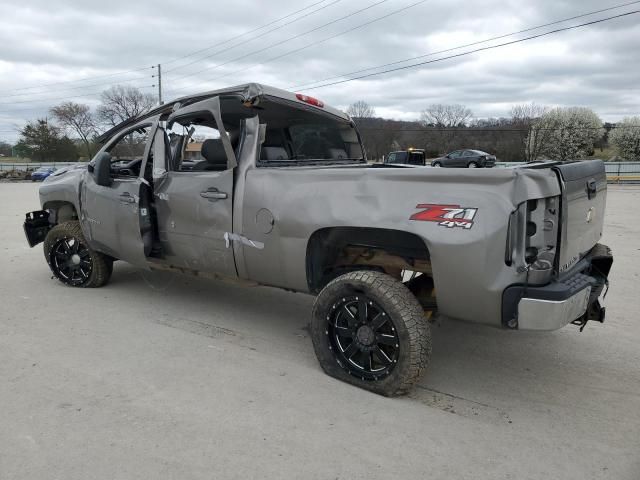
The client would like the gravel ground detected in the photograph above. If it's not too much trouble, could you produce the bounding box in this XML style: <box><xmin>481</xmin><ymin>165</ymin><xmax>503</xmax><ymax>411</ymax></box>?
<box><xmin>1</xmin><ymin>182</ymin><xmax>639</xmax><ymax>480</ymax></box>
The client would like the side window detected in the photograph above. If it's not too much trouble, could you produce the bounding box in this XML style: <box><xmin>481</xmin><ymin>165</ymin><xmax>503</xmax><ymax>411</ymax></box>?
<box><xmin>107</xmin><ymin>126</ymin><xmax>151</xmax><ymax>178</ymax></box>
<box><xmin>387</xmin><ymin>152</ymin><xmax>396</xmax><ymax>163</ymax></box>
<box><xmin>463</xmin><ymin>150</ymin><xmax>474</xmax><ymax>157</ymax></box>
<box><xmin>166</xmin><ymin>119</ymin><xmax>227</xmax><ymax>172</ymax></box>
<box><xmin>408</xmin><ymin>152</ymin><xmax>424</xmax><ymax>165</ymax></box>
<box><xmin>449</xmin><ymin>151</ymin><xmax>460</xmax><ymax>158</ymax></box>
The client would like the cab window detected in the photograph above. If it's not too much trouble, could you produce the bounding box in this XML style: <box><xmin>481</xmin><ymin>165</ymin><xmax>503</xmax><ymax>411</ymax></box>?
<box><xmin>106</xmin><ymin>125</ymin><xmax>151</xmax><ymax>178</ymax></box>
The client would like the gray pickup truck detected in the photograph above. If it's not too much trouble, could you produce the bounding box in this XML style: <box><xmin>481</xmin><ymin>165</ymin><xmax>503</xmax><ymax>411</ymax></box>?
<box><xmin>24</xmin><ymin>83</ymin><xmax>613</xmax><ymax>396</ymax></box>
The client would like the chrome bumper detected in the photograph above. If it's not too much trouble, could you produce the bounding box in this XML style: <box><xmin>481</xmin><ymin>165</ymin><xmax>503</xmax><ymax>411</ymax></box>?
<box><xmin>517</xmin><ymin>286</ymin><xmax>591</xmax><ymax>331</ymax></box>
<box><xmin>502</xmin><ymin>243</ymin><xmax>612</xmax><ymax>331</ymax></box>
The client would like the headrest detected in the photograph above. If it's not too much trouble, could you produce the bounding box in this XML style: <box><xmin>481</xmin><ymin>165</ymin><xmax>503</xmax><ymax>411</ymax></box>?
<box><xmin>262</xmin><ymin>146</ymin><xmax>289</xmax><ymax>160</ymax></box>
<box><xmin>201</xmin><ymin>139</ymin><xmax>228</xmax><ymax>167</ymax></box>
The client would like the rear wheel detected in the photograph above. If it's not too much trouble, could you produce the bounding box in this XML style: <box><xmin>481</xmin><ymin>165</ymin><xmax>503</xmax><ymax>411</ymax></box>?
<box><xmin>43</xmin><ymin>221</ymin><xmax>113</xmax><ymax>288</ymax></box>
<box><xmin>311</xmin><ymin>271</ymin><xmax>431</xmax><ymax>396</ymax></box>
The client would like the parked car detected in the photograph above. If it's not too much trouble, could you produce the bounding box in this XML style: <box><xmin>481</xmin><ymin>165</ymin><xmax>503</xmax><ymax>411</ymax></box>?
<box><xmin>384</xmin><ymin>148</ymin><xmax>426</xmax><ymax>166</ymax></box>
<box><xmin>432</xmin><ymin>149</ymin><xmax>496</xmax><ymax>168</ymax></box>
<box><xmin>30</xmin><ymin>166</ymin><xmax>57</xmax><ymax>181</ymax></box>
<box><xmin>23</xmin><ymin>83</ymin><xmax>612</xmax><ymax>396</ymax></box>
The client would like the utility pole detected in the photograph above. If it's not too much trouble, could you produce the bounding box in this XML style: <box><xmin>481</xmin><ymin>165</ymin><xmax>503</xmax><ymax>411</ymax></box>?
<box><xmin>157</xmin><ymin>63</ymin><xmax>163</xmax><ymax>105</ymax></box>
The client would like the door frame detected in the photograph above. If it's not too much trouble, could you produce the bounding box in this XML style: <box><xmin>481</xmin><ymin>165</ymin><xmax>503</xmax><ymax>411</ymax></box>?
<box><xmin>81</xmin><ymin>117</ymin><xmax>160</xmax><ymax>267</ymax></box>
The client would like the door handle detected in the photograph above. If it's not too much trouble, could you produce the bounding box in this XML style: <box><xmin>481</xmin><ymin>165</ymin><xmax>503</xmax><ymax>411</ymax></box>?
<box><xmin>586</xmin><ymin>179</ymin><xmax>597</xmax><ymax>200</ymax></box>
<box><xmin>200</xmin><ymin>189</ymin><xmax>228</xmax><ymax>200</ymax></box>
<box><xmin>119</xmin><ymin>193</ymin><xmax>136</xmax><ymax>203</ymax></box>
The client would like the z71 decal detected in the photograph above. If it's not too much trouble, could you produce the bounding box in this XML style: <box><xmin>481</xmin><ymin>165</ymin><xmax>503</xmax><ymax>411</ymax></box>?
<box><xmin>410</xmin><ymin>204</ymin><xmax>478</xmax><ymax>229</ymax></box>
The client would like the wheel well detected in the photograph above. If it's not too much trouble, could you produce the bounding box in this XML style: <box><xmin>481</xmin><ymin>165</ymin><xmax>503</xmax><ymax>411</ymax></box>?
<box><xmin>306</xmin><ymin>227</ymin><xmax>431</xmax><ymax>293</ymax></box>
<box><xmin>43</xmin><ymin>201</ymin><xmax>78</xmax><ymax>224</ymax></box>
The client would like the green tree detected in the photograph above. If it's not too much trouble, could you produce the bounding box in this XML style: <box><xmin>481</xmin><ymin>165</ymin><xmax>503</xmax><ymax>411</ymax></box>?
<box><xmin>0</xmin><ymin>141</ymin><xmax>12</xmax><ymax>157</ymax></box>
<box><xmin>15</xmin><ymin>119</ymin><xmax>79</xmax><ymax>161</ymax></box>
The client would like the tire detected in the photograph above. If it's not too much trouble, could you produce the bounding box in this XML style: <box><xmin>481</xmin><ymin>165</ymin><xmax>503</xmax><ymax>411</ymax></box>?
<box><xmin>43</xmin><ymin>221</ymin><xmax>113</xmax><ymax>288</ymax></box>
<box><xmin>311</xmin><ymin>271</ymin><xmax>431</xmax><ymax>396</ymax></box>
<box><xmin>432</xmin><ymin>162</ymin><xmax>441</xmax><ymax>167</ymax></box>
<box><xmin>468</xmin><ymin>161</ymin><xmax>478</xmax><ymax>168</ymax></box>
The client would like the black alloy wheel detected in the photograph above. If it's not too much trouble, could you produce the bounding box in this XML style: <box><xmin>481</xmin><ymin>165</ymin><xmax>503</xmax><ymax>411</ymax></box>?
<box><xmin>327</xmin><ymin>295</ymin><xmax>400</xmax><ymax>381</ymax></box>
<box><xmin>43</xmin><ymin>221</ymin><xmax>113</xmax><ymax>288</ymax></box>
<box><xmin>49</xmin><ymin>236</ymin><xmax>93</xmax><ymax>286</ymax></box>
<box><xmin>311</xmin><ymin>271</ymin><xmax>431</xmax><ymax>396</ymax></box>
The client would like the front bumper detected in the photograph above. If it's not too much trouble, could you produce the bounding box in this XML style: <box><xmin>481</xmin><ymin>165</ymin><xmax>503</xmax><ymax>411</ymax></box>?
<box><xmin>24</xmin><ymin>210</ymin><xmax>51</xmax><ymax>247</ymax></box>
<box><xmin>502</xmin><ymin>243</ymin><xmax>613</xmax><ymax>331</ymax></box>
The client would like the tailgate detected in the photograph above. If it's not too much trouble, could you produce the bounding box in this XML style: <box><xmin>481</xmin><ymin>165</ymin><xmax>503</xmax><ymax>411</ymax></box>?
<box><xmin>554</xmin><ymin>160</ymin><xmax>607</xmax><ymax>274</ymax></box>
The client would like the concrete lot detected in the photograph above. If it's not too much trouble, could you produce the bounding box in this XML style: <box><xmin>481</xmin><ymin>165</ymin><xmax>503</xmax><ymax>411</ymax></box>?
<box><xmin>1</xmin><ymin>182</ymin><xmax>639</xmax><ymax>480</ymax></box>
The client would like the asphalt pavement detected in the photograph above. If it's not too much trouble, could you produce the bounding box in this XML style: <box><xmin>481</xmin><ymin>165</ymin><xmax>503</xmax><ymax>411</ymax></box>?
<box><xmin>1</xmin><ymin>182</ymin><xmax>639</xmax><ymax>480</ymax></box>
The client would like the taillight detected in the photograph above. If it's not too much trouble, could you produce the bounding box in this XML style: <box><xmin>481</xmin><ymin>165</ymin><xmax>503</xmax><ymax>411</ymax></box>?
<box><xmin>295</xmin><ymin>93</ymin><xmax>324</xmax><ymax>108</ymax></box>
<box><xmin>505</xmin><ymin>196</ymin><xmax>559</xmax><ymax>284</ymax></box>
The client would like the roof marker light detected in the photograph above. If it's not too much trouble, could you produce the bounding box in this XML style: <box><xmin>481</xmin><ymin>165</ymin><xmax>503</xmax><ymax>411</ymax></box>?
<box><xmin>295</xmin><ymin>93</ymin><xmax>324</xmax><ymax>108</ymax></box>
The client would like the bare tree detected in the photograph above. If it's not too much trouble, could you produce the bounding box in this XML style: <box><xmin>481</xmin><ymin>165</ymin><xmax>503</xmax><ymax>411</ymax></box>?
<box><xmin>420</xmin><ymin>104</ymin><xmax>473</xmax><ymax>127</ymax></box>
<box><xmin>419</xmin><ymin>104</ymin><xmax>473</xmax><ymax>153</ymax></box>
<box><xmin>50</xmin><ymin>102</ymin><xmax>97</xmax><ymax>158</ymax></box>
<box><xmin>347</xmin><ymin>100</ymin><xmax>376</xmax><ymax>120</ymax></box>
<box><xmin>97</xmin><ymin>85</ymin><xmax>157</xmax><ymax>127</ymax></box>
<box><xmin>510</xmin><ymin>103</ymin><xmax>549</xmax><ymax>161</ymax></box>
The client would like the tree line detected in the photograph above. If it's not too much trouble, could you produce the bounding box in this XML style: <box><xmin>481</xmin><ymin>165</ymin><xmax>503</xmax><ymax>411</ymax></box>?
<box><xmin>347</xmin><ymin>101</ymin><xmax>640</xmax><ymax>162</ymax></box>
<box><xmin>3</xmin><ymin>86</ymin><xmax>156</xmax><ymax>161</ymax></box>
<box><xmin>3</xmin><ymin>90</ymin><xmax>639</xmax><ymax>162</ymax></box>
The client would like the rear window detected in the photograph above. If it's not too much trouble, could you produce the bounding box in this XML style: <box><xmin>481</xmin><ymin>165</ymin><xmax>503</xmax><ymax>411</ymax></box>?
<box><xmin>290</xmin><ymin>124</ymin><xmax>349</xmax><ymax>160</ymax></box>
<box><xmin>385</xmin><ymin>152</ymin><xmax>408</xmax><ymax>164</ymax></box>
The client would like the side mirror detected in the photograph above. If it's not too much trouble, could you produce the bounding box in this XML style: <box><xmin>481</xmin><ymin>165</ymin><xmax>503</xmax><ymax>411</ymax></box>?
<box><xmin>93</xmin><ymin>152</ymin><xmax>113</xmax><ymax>187</ymax></box>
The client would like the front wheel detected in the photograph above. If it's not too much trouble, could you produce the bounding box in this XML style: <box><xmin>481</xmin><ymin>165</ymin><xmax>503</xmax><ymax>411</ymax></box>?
<box><xmin>468</xmin><ymin>161</ymin><xmax>478</xmax><ymax>168</ymax></box>
<box><xmin>311</xmin><ymin>271</ymin><xmax>431</xmax><ymax>396</ymax></box>
<box><xmin>43</xmin><ymin>221</ymin><xmax>113</xmax><ymax>288</ymax></box>
<box><xmin>432</xmin><ymin>162</ymin><xmax>441</xmax><ymax>167</ymax></box>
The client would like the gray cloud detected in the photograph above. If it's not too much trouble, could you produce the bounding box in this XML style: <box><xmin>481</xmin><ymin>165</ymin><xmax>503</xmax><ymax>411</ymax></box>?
<box><xmin>1</xmin><ymin>0</ymin><xmax>638</xmax><ymax>140</ymax></box>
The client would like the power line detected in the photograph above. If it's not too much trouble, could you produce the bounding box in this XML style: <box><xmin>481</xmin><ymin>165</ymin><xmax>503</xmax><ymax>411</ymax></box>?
<box><xmin>163</xmin><ymin>0</ymin><xmax>341</xmax><ymax>73</ymax></box>
<box><xmin>290</xmin><ymin>0</ymin><xmax>640</xmax><ymax>90</ymax></box>
<box><xmin>298</xmin><ymin>10</ymin><xmax>640</xmax><ymax>91</ymax></box>
<box><xmin>178</xmin><ymin>0</ymin><xmax>430</xmax><ymax>93</ymax></box>
<box><xmin>0</xmin><ymin>85</ymin><xmax>156</xmax><ymax>107</ymax></box>
<box><xmin>0</xmin><ymin>0</ymin><xmax>336</xmax><ymax>97</ymax></box>
<box><xmin>0</xmin><ymin>66</ymin><xmax>154</xmax><ymax>95</ymax></box>
<box><xmin>0</xmin><ymin>85</ymin><xmax>157</xmax><ymax>114</ymax></box>
<box><xmin>167</xmin><ymin>0</ymin><xmax>392</xmax><ymax>84</ymax></box>
<box><xmin>0</xmin><ymin>74</ymin><xmax>154</xmax><ymax>100</ymax></box>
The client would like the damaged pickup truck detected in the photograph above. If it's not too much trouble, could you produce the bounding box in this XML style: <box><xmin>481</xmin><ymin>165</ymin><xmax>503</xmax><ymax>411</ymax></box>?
<box><xmin>24</xmin><ymin>83</ymin><xmax>613</xmax><ymax>396</ymax></box>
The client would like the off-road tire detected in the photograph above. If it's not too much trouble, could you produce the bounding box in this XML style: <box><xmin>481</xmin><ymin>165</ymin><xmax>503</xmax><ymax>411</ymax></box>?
<box><xmin>311</xmin><ymin>271</ymin><xmax>431</xmax><ymax>396</ymax></box>
<box><xmin>43</xmin><ymin>221</ymin><xmax>113</xmax><ymax>288</ymax></box>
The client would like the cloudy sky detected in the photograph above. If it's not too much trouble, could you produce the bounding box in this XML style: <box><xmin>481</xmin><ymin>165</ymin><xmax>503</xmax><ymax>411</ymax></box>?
<box><xmin>0</xmin><ymin>0</ymin><xmax>638</xmax><ymax>141</ymax></box>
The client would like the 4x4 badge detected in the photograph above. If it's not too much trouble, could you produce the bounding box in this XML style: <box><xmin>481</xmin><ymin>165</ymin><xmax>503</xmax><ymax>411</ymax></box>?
<box><xmin>410</xmin><ymin>204</ymin><xmax>478</xmax><ymax>229</ymax></box>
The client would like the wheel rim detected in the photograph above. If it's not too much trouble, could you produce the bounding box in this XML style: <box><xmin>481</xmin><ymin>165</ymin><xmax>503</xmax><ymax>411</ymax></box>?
<box><xmin>433</xmin><ymin>163</ymin><xmax>441</xmax><ymax>167</ymax></box>
<box><xmin>469</xmin><ymin>162</ymin><xmax>478</xmax><ymax>168</ymax></box>
<box><xmin>50</xmin><ymin>237</ymin><xmax>93</xmax><ymax>286</ymax></box>
<box><xmin>326</xmin><ymin>295</ymin><xmax>399</xmax><ymax>381</ymax></box>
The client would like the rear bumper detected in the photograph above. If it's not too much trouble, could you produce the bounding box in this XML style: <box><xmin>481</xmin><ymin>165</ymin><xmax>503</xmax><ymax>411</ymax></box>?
<box><xmin>502</xmin><ymin>243</ymin><xmax>612</xmax><ymax>331</ymax></box>
<box><xmin>482</xmin><ymin>158</ymin><xmax>496</xmax><ymax>167</ymax></box>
